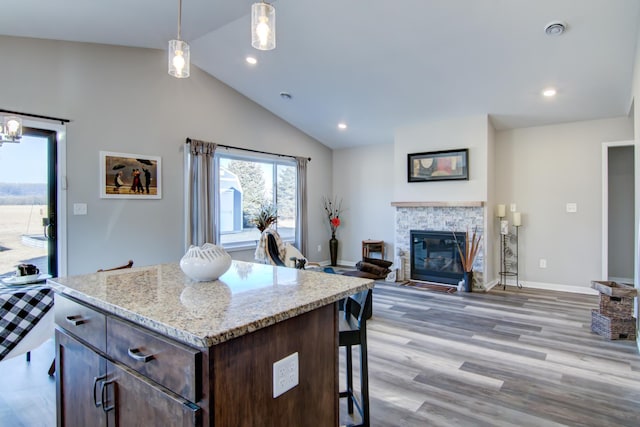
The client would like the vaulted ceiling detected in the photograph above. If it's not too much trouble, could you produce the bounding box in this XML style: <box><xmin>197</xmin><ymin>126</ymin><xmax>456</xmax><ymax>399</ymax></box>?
<box><xmin>2</xmin><ymin>0</ymin><xmax>639</xmax><ymax>149</ymax></box>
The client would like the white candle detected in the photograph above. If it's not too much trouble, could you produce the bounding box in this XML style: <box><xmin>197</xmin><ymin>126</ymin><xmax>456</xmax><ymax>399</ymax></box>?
<box><xmin>497</xmin><ymin>204</ymin><xmax>506</xmax><ymax>217</ymax></box>
<box><xmin>513</xmin><ymin>212</ymin><xmax>521</xmax><ymax>227</ymax></box>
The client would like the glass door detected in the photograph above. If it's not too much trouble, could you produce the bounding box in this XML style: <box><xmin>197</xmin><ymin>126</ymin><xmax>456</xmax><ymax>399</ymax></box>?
<box><xmin>0</xmin><ymin>128</ymin><xmax>57</xmax><ymax>277</ymax></box>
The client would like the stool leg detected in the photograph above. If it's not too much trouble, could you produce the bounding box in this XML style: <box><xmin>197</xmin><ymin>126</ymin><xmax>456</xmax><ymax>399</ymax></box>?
<box><xmin>26</xmin><ymin>351</ymin><xmax>31</xmax><ymax>362</ymax></box>
<box><xmin>360</xmin><ymin>338</ymin><xmax>370</xmax><ymax>427</ymax></box>
<box><xmin>48</xmin><ymin>358</ymin><xmax>56</xmax><ymax>376</ymax></box>
<box><xmin>346</xmin><ymin>344</ymin><xmax>354</xmax><ymax>414</ymax></box>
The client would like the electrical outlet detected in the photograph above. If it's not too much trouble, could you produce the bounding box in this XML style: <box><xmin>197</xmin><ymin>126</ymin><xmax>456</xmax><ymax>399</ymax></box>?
<box><xmin>539</xmin><ymin>259</ymin><xmax>547</xmax><ymax>269</ymax></box>
<box><xmin>273</xmin><ymin>352</ymin><xmax>299</xmax><ymax>398</ymax></box>
<box><xmin>510</xmin><ymin>203</ymin><xmax>517</xmax><ymax>212</ymax></box>
<box><xmin>317</xmin><ymin>245</ymin><xmax>322</xmax><ymax>252</ymax></box>
<box><xmin>566</xmin><ymin>203</ymin><xmax>577</xmax><ymax>213</ymax></box>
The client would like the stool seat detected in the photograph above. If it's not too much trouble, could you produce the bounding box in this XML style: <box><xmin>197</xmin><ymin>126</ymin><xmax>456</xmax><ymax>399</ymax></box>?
<box><xmin>339</xmin><ymin>289</ymin><xmax>372</xmax><ymax>427</ymax></box>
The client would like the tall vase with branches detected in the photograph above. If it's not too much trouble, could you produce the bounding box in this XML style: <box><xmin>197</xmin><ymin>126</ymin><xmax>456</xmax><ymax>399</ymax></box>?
<box><xmin>323</xmin><ymin>196</ymin><xmax>343</xmax><ymax>266</ymax></box>
<box><xmin>453</xmin><ymin>228</ymin><xmax>482</xmax><ymax>292</ymax></box>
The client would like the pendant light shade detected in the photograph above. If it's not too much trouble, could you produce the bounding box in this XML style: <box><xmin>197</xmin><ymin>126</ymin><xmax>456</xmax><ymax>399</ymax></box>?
<box><xmin>1</xmin><ymin>116</ymin><xmax>23</xmax><ymax>142</ymax></box>
<box><xmin>251</xmin><ymin>2</ymin><xmax>276</xmax><ymax>51</ymax></box>
<box><xmin>168</xmin><ymin>0</ymin><xmax>190</xmax><ymax>78</ymax></box>
<box><xmin>168</xmin><ymin>39</ymin><xmax>190</xmax><ymax>78</ymax></box>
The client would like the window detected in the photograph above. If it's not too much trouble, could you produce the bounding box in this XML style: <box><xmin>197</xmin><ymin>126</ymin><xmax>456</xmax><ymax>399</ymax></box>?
<box><xmin>216</xmin><ymin>152</ymin><xmax>297</xmax><ymax>249</ymax></box>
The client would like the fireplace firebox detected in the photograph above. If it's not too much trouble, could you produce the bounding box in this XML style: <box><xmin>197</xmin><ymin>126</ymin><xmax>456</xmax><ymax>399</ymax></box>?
<box><xmin>410</xmin><ymin>230</ymin><xmax>465</xmax><ymax>285</ymax></box>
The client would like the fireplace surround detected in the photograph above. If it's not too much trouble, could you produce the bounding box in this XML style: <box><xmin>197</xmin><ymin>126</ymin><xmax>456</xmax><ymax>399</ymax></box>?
<box><xmin>392</xmin><ymin>202</ymin><xmax>485</xmax><ymax>289</ymax></box>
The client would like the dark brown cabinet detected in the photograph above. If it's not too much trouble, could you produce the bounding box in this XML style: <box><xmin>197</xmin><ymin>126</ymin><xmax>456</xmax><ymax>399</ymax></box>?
<box><xmin>55</xmin><ymin>294</ymin><xmax>202</xmax><ymax>427</ymax></box>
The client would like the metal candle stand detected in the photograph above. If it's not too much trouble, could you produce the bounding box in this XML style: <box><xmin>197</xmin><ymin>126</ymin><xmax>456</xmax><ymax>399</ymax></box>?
<box><xmin>498</xmin><ymin>217</ymin><xmax>522</xmax><ymax>290</ymax></box>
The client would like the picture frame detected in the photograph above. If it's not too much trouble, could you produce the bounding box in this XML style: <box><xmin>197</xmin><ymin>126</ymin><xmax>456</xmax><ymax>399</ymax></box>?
<box><xmin>407</xmin><ymin>148</ymin><xmax>469</xmax><ymax>182</ymax></box>
<box><xmin>99</xmin><ymin>151</ymin><xmax>161</xmax><ymax>199</ymax></box>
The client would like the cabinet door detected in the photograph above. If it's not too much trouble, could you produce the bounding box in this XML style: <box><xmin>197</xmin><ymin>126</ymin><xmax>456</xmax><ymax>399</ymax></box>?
<box><xmin>106</xmin><ymin>361</ymin><xmax>201</xmax><ymax>427</ymax></box>
<box><xmin>56</xmin><ymin>329</ymin><xmax>108</xmax><ymax>427</ymax></box>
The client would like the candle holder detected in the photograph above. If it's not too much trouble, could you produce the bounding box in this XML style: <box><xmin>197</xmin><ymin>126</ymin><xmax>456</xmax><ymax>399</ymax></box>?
<box><xmin>498</xmin><ymin>213</ymin><xmax>522</xmax><ymax>290</ymax></box>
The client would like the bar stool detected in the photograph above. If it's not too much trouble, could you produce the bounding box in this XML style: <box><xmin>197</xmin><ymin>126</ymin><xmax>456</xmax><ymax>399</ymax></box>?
<box><xmin>339</xmin><ymin>289</ymin><xmax>372</xmax><ymax>427</ymax></box>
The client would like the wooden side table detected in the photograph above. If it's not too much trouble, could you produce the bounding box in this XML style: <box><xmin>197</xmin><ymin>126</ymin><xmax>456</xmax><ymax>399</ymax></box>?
<box><xmin>362</xmin><ymin>240</ymin><xmax>384</xmax><ymax>260</ymax></box>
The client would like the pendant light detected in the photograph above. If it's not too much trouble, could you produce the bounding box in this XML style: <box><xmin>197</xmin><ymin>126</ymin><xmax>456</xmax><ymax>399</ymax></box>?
<box><xmin>251</xmin><ymin>1</ymin><xmax>276</xmax><ymax>51</ymax></box>
<box><xmin>0</xmin><ymin>115</ymin><xmax>23</xmax><ymax>143</ymax></box>
<box><xmin>168</xmin><ymin>0</ymin><xmax>190</xmax><ymax>78</ymax></box>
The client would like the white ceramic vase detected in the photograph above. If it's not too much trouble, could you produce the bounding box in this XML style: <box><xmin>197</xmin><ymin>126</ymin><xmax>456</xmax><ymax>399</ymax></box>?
<box><xmin>180</xmin><ymin>243</ymin><xmax>232</xmax><ymax>282</ymax></box>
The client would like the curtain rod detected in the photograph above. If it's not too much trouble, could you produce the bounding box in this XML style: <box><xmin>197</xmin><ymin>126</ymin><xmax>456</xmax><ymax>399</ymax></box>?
<box><xmin>0</xmin><ymin>109</ymin><xmax>70</xmax><ymax>124</ymax></box>
<box><xmin>186</xmin><ymin>138</ymin><xmax>311</xmax><ymax>162</ymax></box>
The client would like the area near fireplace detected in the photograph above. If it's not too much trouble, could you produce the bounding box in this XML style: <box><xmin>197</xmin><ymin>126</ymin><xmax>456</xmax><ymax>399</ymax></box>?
<box><xmin>392</xmin><ymin>202</ymin><xmax>485</xmax><ymax>289</ymax></box>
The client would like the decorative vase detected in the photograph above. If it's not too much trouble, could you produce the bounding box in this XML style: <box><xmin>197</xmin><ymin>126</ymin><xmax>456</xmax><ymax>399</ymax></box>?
<box><xmin>329</xmin><ymin>235</ymin><xmax>338</xmax><ymax>266</ymax></box>
<box><xmin>463</xmin><ymin>270</ymin><xmax>474</xmax><ymax>293</ymax></box>
<box><xmin>180</xmin><ymin>243</ymin><xmax>232</xmax><ymax>282</ymax></box>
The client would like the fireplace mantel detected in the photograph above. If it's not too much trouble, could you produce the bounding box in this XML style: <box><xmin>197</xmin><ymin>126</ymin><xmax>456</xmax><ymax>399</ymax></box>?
<box><xmin>391</xmin><ymin>201</ymin><xmax>484</xmax><ymax>208</ymax></box>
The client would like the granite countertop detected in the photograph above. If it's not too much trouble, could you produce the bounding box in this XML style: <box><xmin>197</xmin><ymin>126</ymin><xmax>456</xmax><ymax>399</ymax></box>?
<box><xmin>48</xmin><ymin>261</ymin><xmax>373</xmax><ymax>348</ymax></box>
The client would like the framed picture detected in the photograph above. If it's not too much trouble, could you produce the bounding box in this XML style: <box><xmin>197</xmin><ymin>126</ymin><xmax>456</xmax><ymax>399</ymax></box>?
<box><xmin>100</xmin><ymin>151</ymin><xmax>161</xmax><ymax>199</ymax></box>
<box><xmin>407</xmin><ymin>148</ymin><xmax>469</xmax><ymax>182</ymax></box>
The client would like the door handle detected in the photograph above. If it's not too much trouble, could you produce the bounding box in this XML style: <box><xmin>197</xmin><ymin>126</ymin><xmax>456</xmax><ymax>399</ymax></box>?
<box><xmin>100</xmin><ymin>379</ymin><xmax>115</xmax><ymax>412</ymax></box>
<box><xmin>92</xmin><ymin>374</ymin><xmax>106</xmax><ymax>407</ymax></box>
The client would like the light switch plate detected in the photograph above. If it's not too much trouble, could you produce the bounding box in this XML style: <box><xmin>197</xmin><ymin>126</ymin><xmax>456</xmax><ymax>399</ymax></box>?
<box><xmin>73</xmin><ymin>203</ymin><xmax>87</xmax><ymax>215</ymax></box>
<box><xmin>510</xmin><ymin>203</ymin><xmax>517</xmax><ymax>212</ymax></box>
<box><xmin>273</xmin><ymin>352</ymin><xmax>299</xmax><ymax>398</ymax></box>
<box><xmin>566</xmin><ymin>203</ymin><xmax>577</xmax><ymax>213</ymax></box>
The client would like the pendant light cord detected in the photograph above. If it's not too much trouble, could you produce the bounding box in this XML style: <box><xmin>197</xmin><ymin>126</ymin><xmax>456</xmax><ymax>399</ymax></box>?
<box><xmin>177</xmin><ymin>0</ymin><xmax>183</xmax><ymax>40</ymax></box>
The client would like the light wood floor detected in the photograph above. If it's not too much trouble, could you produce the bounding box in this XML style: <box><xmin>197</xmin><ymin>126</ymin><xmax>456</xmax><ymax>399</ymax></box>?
<box><xmin>2</xmin><ymin>284</ymin><xmax>639</xmax><ymax>426</ymax></box>
<box><xmin>362</xmin><ymin>283</ymin><xmax>640</xmax><ymax>426</ymax></box>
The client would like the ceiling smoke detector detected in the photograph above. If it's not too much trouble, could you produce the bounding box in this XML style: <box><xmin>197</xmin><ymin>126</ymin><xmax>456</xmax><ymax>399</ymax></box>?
<box><xmin>545</xmin><ymin>21</ymin><xmax>567</xmax><ymax>36</ymax></box>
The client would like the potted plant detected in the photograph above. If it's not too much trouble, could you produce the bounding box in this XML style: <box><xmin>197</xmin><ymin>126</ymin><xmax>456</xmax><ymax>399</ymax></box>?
<box><xmin>252</xmin><ymin>202</ymin><xmax>278</xmax><ymax>232</ymax></box>
<box><xmin>454</xmin><ymin>228</ymin><xmax>482</xmax><ymax>292</ymax></box>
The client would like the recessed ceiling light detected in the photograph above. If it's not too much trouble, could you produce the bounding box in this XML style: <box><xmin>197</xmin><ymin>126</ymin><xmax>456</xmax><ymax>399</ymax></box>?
<box><xmin>338</xmin><ymin>123</ymin><xmax>347</xmax><ymax>130</ymax></box>
<box><xmin>280</xmin><ymin>92</ymin><xmax>292</xmax><ymax>100</ymax></box>
<box><xmin>543</xmin><ymin>88</ymin><xmax>557</xmax><ymax>97</ymax></box>
<box><xmin>246</xmin><ymin>56</ymin><xmax>257</xmax><ymax>65</ymax></box>
<box><xmin>545</xmin><ymin>21</ymin><xmax>567</xmax><ymax>36</ymax></box>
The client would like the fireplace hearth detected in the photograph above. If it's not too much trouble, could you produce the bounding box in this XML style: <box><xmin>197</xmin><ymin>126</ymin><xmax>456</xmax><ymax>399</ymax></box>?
<box><xmin>410</xmin><ymin>230</ymin><xmax>465</xmax><ymax>285</ymax></box>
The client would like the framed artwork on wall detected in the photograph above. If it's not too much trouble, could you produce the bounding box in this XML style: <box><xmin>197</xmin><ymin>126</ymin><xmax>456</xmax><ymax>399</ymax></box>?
<box><xmin>99</xmin><ymin>151</ymin><xmax>161</xmax><ymax>199</ymax></box>
<box><xmin>407</xmin><ymin>148</ymin><xmax>469</xmax><ymax>182</ymax></box>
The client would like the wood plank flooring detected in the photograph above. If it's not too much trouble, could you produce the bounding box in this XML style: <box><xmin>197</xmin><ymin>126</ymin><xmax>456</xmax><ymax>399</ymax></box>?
<box><xmin>357</xmin><ymin>283</ymin><xmax>640</xmax><ymax>426</ymax></box>
<box><xmin>2</xmin><ymin>284</ymin><xmax>639</xmax><ymax>426</ymax></box>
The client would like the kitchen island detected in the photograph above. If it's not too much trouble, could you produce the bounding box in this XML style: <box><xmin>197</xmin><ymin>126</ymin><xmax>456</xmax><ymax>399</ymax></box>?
<box><xmin>49</xmin><ymin>261</ymin><xmax>373</xmax><ymax>426</ymax></box>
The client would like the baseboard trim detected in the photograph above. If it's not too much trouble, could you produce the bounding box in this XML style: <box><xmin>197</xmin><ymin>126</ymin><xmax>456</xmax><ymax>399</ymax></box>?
<box><xmin>506</xmin><ymin>280</ymin><xmax>599</xmax><ymax>295</ymax></box>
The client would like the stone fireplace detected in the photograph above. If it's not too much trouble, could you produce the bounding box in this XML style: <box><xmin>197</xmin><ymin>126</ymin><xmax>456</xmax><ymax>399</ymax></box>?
<box><xmin>393</xmin><ymin>202</ymin><xmax>485</xmax><ymax>288</ymax></box>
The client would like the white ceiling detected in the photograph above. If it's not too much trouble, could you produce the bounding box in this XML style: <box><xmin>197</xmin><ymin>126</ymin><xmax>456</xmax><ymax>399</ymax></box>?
<box><xmin>2</xmin><ymin>0</ymin><xmax>639</xmax><ymax>149</ymax></box>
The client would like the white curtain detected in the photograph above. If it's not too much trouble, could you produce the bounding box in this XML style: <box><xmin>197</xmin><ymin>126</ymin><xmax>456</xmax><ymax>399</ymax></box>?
<box><xmin>184</xmin><ymin>139</ymin><xmax>217</xmax><ymax>248</ymax></box>
<box><xmin>295</xmin><ymin>157</ymin><xmax>308</xmax><ymax>255</ymax></box>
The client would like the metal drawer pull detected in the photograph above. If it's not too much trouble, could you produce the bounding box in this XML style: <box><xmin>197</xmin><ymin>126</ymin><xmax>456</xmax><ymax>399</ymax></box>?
<box><xmin>100</xmin><ymin>380</ymin><xmax>115</xmax><ymax>413</ymax></box>
<box><xmin>127</xmin><ymin>347</ymin><xmax>154</xmax><ymax>363</ymax></box>
<box><xmin>65</xmin><ymin>315</ymin><xmax>85</xmax><ymax>326</ymax></box>
<box><xmin>92</xmin><ymin>374</ymin><xmax>106</xmax><ymax>407</ymax></box>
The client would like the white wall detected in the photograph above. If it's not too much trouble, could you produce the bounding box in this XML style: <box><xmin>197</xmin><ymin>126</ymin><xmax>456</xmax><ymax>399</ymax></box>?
<box><xmin>0</xmin><ymin>36</ymin><xmax>333</xmax><ymax>274</ymax></box>
<box><xmin>496</xmin><ymin>117</ymin><xmax>633</xmax><ymax>290</ymax></box>
<box><xmin>331</xmin><ymin>144</ymin><xmax>395</xmax><ymax>264</ymax></box>
<box><xmin>485</xmin><ymin>121</ymin><xmax>497</xmax><ymax>284</ymax></box>
<box><xmin>393</xmin><ymin>115</ymin><xmax>489</xmax><ymax>202</ymax></box>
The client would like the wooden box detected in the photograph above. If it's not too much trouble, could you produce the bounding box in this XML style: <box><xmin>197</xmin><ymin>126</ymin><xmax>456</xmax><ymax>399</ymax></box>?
<box><xmin>591</xmin><ymin>310</ymin><xmax>636</xmax><ymax>341</ymax></box>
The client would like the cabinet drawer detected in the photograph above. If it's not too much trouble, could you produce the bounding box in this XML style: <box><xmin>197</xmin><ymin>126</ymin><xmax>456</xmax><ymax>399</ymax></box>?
<box><xmin>55</xmin><ymin>294</ymin><xmax>106</xmax><ymax>352</ymax></box>
<box><xmin>107</xmin><ymin>317</ymin><xmax>201</xmax><ymax>402</ymax></box>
